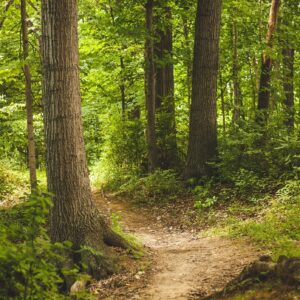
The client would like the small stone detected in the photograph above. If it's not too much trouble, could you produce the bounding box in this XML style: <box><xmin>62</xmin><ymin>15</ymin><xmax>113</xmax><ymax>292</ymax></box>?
<box><xmin>70</xmin><ymin>280</ymin><xmax>87</xmax><ymax>295</ymax></box>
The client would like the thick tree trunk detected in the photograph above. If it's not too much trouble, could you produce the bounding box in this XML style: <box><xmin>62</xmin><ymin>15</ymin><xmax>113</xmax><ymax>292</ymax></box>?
<box><xmin>41</xmin><ymin>0</ymin><xmax>129</xmax><ymax>280</ymax></box>
<box><xmin>232</xmin><ymin>21</ymin><xmax>242</xmax><ymax>124</ymax></box>
<box><xmin>21</xmin><ymin>0</ymin><xmax>37</xmax><ymax>190</ymax></box>
<box><xmin>257</xmin><ymin>0</ymin><xmax>280</xmax><ymax>122</ymax></box>
<box><xmin>154</xmin><ymin>4</ymin><xmax>177</xmax><ymax>169</ymax></box>
<box><xmin>282</xmin><ymin>47</ymin><xmax>294</xmax><ymax>130</ymax></box>
<box><xmin>145</xmin><ymin>0</ymin><xmax>159</xmax><ymax>172</ymax></box>
<box><xmin>184</xmin><ymin>0</ymin><xmax>222</xmax><ymax>179</ymax></box>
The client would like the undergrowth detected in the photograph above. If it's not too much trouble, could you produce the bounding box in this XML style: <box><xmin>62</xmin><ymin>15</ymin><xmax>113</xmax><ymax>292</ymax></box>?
<box><xmin>0</xmin><ymin>160</ymin><xmax>29</xmax><ymax>206</ymax></box>
<box><xmin>199</xmin><ymin>179</ymin><xmax>300</xmax><ymax>260</ymax></box>
<box><xmin>0</xmin><ymin>191</ymin><xmax>94</xmax><ymax>299</ymax></box>
<box><xmin>111</xmin><ymin>213</ymin><xmax>144</xmax><ymax>259</ymax></box>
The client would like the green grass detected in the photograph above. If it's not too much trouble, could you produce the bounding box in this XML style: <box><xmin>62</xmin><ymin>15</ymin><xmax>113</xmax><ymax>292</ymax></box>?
<box><xmin>111</xmin><ymin>212</ymin><xmax>144</xmax><ymax>259</ymax></box>
<box><xmin>200</xmin><ymin>180</ymin><xmax>300</xmax><ymax>259</ymax></box>
<box><xmin>231</xmin><ymin>196</ymin><xmax>300</xmax><ymax>259</ymax></box>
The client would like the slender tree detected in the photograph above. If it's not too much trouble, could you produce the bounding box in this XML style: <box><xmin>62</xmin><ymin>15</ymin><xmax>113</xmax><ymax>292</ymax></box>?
<box><xmin>145</xmin><ymin>0</ymin><xmax>159</xmax><ymax>171</ymax></box>
<box><xmin>154</xmin><ymin>2</ymin><xmax>177</xmax><ymax>169</ymax></box>
<box><xmin>257</xmin><ymin>0</ymin><xmax>280</xmax><ymax>121</ymax></box>
<box><xmin>184</xmin><ymin>0</ymin><xmax>222</xmax><ymax>179</ymax></box>
<box><xmin>41</xmin><ymin>0</ymin><xmax>128</xmax><ymax>279</ymax></box>
<box><xmin>282</xmin><ymin>49</ymin><xmax>294</xmax><ymax>129</ymax></box>
<box><xmin>21</xmin><ymin>0</ymin><xmax>37</xmax><ymax>190</ymax></box>
<box><xmin>281</xmin><ymin>2</ymin><xmax>295</xmax><ymax>131</ymax></box>
<box><xmin>232</xmin><ymin>20</ymin><xmax>242</xmax><ymax>123</ymax></box>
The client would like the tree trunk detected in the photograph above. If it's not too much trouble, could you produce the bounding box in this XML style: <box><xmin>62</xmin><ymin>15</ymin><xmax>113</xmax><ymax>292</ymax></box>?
<box><xmin>232</xmin><ymin>20</ymin><xmax>242</xmax><ymax>124</ymax></box>
<box><xmin>41</xmin><ymin>0</ymin><xmax>129</xmax><ymax>280</ymax></box>
<box><xmin>282</xmin><ymin>47</ymin><xmax>294</xmax><ymax>130</ymax></box>
<box><xmin>120</xmin><ymin>55</ymin><xmax>126</xmax><ymax>119</ymax></box>
<box><xmin>154</xmin><ymin>4</ymin><xmax>178</xmax><ymax>169</ymax></box>
<box><xmin>248</xmin><ymin>54</ymin><xmax>257</xmax><ymax>114</ymax></box>
<box><xmin>183</xmin><ymin>15</ymin><xmax>192</xmax><ymax>107</ymax></box>
<box><xmin>21</xmin><ymin>0</ymin><xmax>37</xmax><ymax>190</ymax></box>
<box><xmin>219</xmin><ymin>72</ymin><xmax>226</xmax><ymax>135</ymax></box>
<box><xmin>184</xmin><ymin>0</ymin><xmax>222</xmax><ymax>179</ymax></box>
<box><xmin>257</xmin><ymin>0</ymin><xmax>280</xmax><ymax>122</ymax></box>
<box><xmin>145</xmin><ymin>0</ymin><xmax>159</xmax><ymax>172</ymax></box>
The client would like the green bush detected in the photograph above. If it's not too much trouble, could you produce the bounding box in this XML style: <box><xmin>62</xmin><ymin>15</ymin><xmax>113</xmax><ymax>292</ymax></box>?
<box><xmin>0</xmin><ymin>192</ymin><xmax>76</xmax><ymax>299</ymax></box>
<box><xmin>193</xmin><ymin>182</ymin><xmax>218</xmax><ymax>210</ymax></box>
<box><xmin>118</xmin><ymin>169</ymin><xmax>184</xmax><ymax>205</ymax></box>
<box><xmin>0</xmin><ymin>160</ymin><xmax>28</xmax><ymax>204</ymax></box>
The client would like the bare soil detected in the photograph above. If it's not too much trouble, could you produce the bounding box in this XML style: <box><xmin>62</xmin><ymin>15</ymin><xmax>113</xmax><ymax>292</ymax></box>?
<box><xmin>93</xmin><ymin>192</ymin><xmax>260</xmax><ymax>299</ymax></box>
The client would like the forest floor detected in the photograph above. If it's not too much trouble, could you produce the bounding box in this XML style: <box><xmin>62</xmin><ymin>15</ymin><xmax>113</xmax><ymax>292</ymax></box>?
<box><xmin>93</xmin><ymin>191</ymin><xmax>260</xmax><ymax>300</ymax></box>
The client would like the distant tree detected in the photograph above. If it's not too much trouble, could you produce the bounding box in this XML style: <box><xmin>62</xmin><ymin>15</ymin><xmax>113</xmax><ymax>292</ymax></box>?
<box><xmin>184</xmin><ymin>0</ymin><xmax>222</xmax><ymax>179</ymax></box>
<box><xmin>154</xmin><ymin>1</ymin><xmax>178</xmax><ymax>169</ymax></box>
<box><xmin>20</xmin><ymin>0</ymin><xmax>37</xmax><ymax>190</ymax></box>
<box><xmin>257</xmin><ymin>0</ymin><xmax>280</xmax><ymax>122</ymax></box>
<box><xmin>232</xmin><ymin>20</ymin><xmax>242</xmax><ymax>124</ymax></box>
<box><xmin>145</xmin><ymin>0</ymin><xmax>159</xmax><ymax>171</ymax></box>
<box><xmin>281</xmin><ymin>1</ymin><xmax>296</xmax><ymax>131</ymax></box>
<box><xmin>41</xmin><ymin>0</ymin><xmax>128</xmax><ymax>279</ymax></box>
<box><xmin>282</xmin><ymin>47</ymin><xmax>294</xmax><ymax>130</ymax></box>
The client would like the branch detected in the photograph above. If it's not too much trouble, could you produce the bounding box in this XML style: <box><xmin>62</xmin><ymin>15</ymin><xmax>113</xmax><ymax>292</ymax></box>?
<box><xmin>0</xmin><ymin>0</ymin><xmax>14</xmax><ymax>30</ymax></box>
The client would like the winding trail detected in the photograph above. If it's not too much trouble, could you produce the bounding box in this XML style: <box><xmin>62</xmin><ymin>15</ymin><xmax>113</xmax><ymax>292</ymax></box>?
<box><xmin>94</xmin><ymin>192</ymin><xmax>260</xmax><ymax>299</ymax></box>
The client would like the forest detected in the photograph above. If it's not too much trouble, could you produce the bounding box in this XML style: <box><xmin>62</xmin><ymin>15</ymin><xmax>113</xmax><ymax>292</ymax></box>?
<box><xmin>0</xmin><ymin>0</ymin><xmax>300</xmax><ymax>299</ymax></box>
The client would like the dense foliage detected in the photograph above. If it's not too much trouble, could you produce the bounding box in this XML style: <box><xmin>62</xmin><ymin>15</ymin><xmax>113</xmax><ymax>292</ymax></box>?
<box><xmin>1</xmin><ymin>0</ymin><xmax>300</xmax><ymax>297</ymax></box>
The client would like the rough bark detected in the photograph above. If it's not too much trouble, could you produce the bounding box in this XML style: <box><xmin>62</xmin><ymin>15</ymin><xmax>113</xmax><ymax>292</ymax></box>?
<box><xmin>21</xmin><ymin>0</ymin><xmax>37</xmax><ymax>190</ymax></box>
<box><xmin>282</xmin><ymin>47</ymin><xmax>294</xmax><ymax>130</ymax></box>
<box><xmin>257</xmin><ymin>0</ymin><xmax>280</xmax><ymax>122</ymax></box>
<box><xmin>232</xmin><ymin>20</ymin><xmax>242</xmax><ymax>124</ymax></box>
<box><xmin>41</xmin><ymin>0</ymin><xmax>129</xmax><ymax>280</ymax></box>
<box><xmin>145</xmin><ymin>0</ymin><xmax>159</xmax><ymax>171</ymax></box>
<box><xmin>154</xmin><ymin>4</ymin><xmax>178</xmax><ymax>169</ymax></box>
<box><xmin>184</xmin><ymin>0</ymin><xmax>222</xmax><ymax>179</ymax></box>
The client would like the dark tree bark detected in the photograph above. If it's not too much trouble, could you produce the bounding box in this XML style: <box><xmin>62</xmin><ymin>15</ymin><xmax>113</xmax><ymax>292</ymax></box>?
<box><xmin>145</xmin><ymin>0</ymin><xmax>159</xmax><ymax>171</ymax></box>
<box><xmin>21</xmin><ymin>0</ymin><xmax>37</xmax><ymax>190</ymax></box>
<box><xmin>257</xmin><ymin>0</ymin><xmax>280</xmax><ymax>122</ymax></box>
<box><xmin>282</xmin><ymin>48</ymin><xmax>294</xmax><ymax>130</ymax></box>
<box><xmin>41</xmin><ymin>0</ymin><xmax>129</xmax><ymax>280</ymax></box>
<box><xmin>184</xmin><ymin>0</ymin><xmax>222</xmax><ymax>179</ymax></box>
<box><xmin>232</xmin><ymin>20</ymin><xmax>242</xmax><ymax>123</ymax></box>
<box><xmin>154</xmin><ymin>3</ymin><xmax>178</xmax><ymax>169</ymax></box>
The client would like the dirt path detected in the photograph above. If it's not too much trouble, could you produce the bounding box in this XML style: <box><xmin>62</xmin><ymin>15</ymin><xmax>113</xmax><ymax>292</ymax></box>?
<box><xmin>94</xmin><ymin>192</ymin><xmax>260</xmax><ymax>299</ymax></box>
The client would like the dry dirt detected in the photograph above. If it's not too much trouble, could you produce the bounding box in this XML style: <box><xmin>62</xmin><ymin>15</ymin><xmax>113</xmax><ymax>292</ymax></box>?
<box><xmin>94</xmin><ymin>192</ymin><xmax>260</xmax><ymax>300</ymax></box>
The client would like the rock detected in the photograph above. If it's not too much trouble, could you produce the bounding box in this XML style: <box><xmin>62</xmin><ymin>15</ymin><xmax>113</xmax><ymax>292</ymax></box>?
<box><xmin>239</xmin><ymin>260</ymin><xmax>276</xmax><ymax>282</ymax></box>
<box><xmin>70</xmin><ymin>280</ymin><xmax>87</xmax><ymax>295</ymax></box>
<box><xmin>259</xmin><ymin>255</ymin><xmax>273</xmax><ymax>262</ymax></box>
<box><xmin>276</xmin><ymin>256</ymin><xmax>300</xmax><ymax>285</ymax></box>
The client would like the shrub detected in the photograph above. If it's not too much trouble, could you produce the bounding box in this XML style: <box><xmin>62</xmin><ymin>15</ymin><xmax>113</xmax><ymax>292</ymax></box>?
<box><xmin>118</xmin><ymin>169</ymin><xmax>184</xmax><ymax>205</ymax></box>
<box><xmin>192</xmin><ymin>182</ymin><xmax>218</xmax><ymax>210</ymax></box>
<box><xmin>0</xmin><ymin>192</ymin><xmax>77</xmax><ymax>299</ymax></box>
